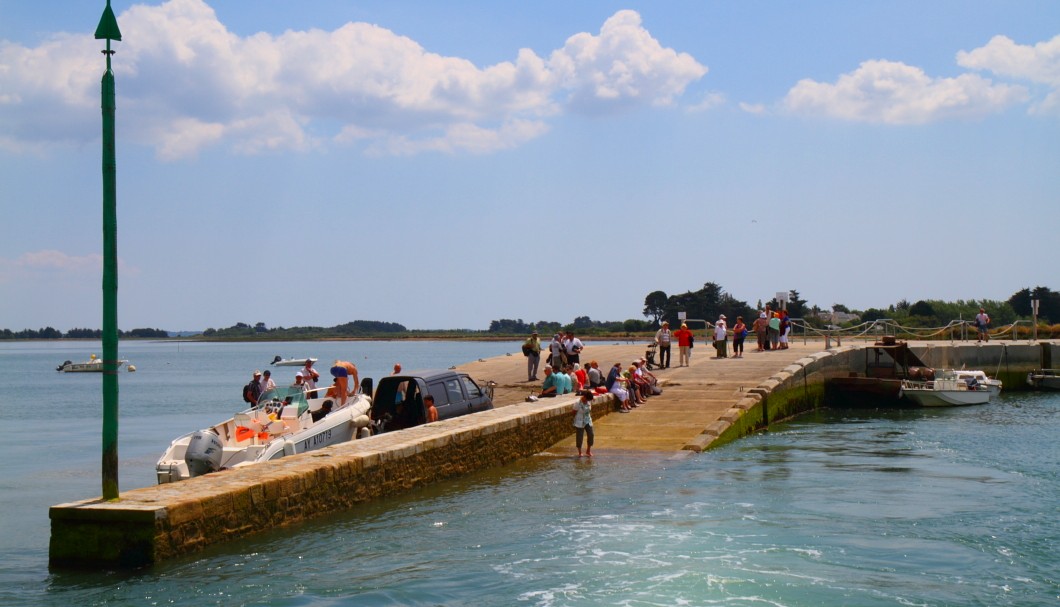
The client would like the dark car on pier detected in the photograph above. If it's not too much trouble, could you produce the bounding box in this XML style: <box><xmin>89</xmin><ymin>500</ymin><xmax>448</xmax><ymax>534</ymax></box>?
<box><xmin>369</xmin><ymin>369</ymin><xmax>493</xmax><ymax>433</ymax></box>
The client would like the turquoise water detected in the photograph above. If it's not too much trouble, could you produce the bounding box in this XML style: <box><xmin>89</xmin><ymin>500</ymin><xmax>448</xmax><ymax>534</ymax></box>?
<box><xmin>1</xmin><ymin>341</ymin><xmax>1057</xmax><ymax>606</ymax></box>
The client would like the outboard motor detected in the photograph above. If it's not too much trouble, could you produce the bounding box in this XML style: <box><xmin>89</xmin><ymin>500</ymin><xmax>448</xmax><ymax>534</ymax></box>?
<box><xmin>272</xmin><ymin>355</ymin><xmax>282</xmax><ymax>365</ymax></box>
<box><xmin>360</xmin><ymin>376</ymin><xmax>373</xmax><ymax>398</ymax></box>
<box><xmin>184</xmin><ymin>429</ymin><xmax>224</xmax><ymax>478</ymax></box>
<box><xmin>56</xmin><ymin>360</ymin><xmax>72</xmax><ymax>371</ymax></box>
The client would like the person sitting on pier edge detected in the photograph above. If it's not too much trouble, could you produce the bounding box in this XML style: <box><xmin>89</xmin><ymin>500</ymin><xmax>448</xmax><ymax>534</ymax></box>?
<box><xmin>606</xmin><ymin>363</ymin><xmax>632</xmax><ymax>412</ymax></box>
<box><xmin>538</xmin><ymin>366</ymin><xmax>560</xmax><ymax>397</ymax></box>
<box><xmin>573</xmin><ymin>363</ymin><xmax>588</xmax><ymax>392</ymax></box>
<box><xmin>654</xmin><ymin>321</ymin><xmax>672</xmax><ymax>368</ymax></box>
<box><xmin>587</xmin><ymin>360</ymin><xmax>605</xmax><ymax>388</ymax></box>
<box><xmin>628</xmin><ymin>365</ymin><xmax>649</xmax><ymax>404</ymax></box>
<box><xmin>636</xmin><ymin>358</ymin><xmax>660</xmax><ymax>393</ymax></box>
<box><xmin>424</xmin><ymin>394</ymin><xmax>439</xmax><ymax>423</ymax></box>
<box><xmin>559</xmin><ymin>364</ymin><xmax>574</xmax><ymax>394</ymax></box>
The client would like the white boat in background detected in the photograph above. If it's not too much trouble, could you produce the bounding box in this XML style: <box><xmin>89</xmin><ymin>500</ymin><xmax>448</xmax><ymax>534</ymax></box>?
<box><xmin>900</xmin><ymin>371</ymin><xmax>991</xmax><ymax>407</ymax></box>
<box><xmin>1027</xmin><ymin>369</ymin><xmax>1060</xmax><ymax>390</ymax></box>
<box><xmin>271</xmin><ymin>355</ymin><xmax>318</xmax><ymax>367</ymax></box>
<box><xmin>156</xmin><ymin>386</ymin><xmax>371</xmax><ymax>484</ymax></box>
<box><xmin>56</xmin><ymin>354</ymin><xmax>128</xmax><ymax>372</ymax></box>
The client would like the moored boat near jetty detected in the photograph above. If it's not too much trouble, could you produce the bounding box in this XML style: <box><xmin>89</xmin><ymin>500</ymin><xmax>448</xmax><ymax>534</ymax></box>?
<box><xmin>156</xmin><ymin>386</ymin><xmax>371</xmax><ymax>483</ymax></box>
<box><xmin>900</xmin><ymin>371</ymin><xmax>992</xmax><ymax>407</ymax></box>
<box><xmin>1026</xmin><ymin>369</ymin><xmax>1060</xmax><ymax>390</ymax></box>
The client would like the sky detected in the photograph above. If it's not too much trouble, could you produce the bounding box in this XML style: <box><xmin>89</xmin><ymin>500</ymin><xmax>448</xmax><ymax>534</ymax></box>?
<box><xmin>1</xmin><ymin>0</ymin><xmax>1058</xmax><ymax>332</ymax></box>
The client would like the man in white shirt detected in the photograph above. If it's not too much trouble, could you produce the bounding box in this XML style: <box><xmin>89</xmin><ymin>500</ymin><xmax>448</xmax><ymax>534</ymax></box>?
<box><xmin>654</xmin><ymin>321</ymin><xmax>672</xmax><ymax>368</ymax></box>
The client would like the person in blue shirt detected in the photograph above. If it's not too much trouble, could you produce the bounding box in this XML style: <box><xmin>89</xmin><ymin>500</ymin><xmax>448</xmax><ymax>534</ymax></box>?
<box><xmin>538</xmin><ymin>366</ymin><xmax>561</xmax><ymax>397</ymax></box>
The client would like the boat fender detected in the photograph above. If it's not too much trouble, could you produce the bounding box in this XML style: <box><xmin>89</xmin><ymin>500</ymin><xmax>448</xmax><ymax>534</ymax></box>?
<box><xmin>352</xmin><ymin>414</ymin><xmax>371</xmax><ymax>429</ymax></box>
<box><xmin>282</xmin><ymin>440</ymin><xmax>297</xmax><ymax>457</ymax></box>
<box><xmin>184</xmin><ymin>429</ymin><xmax>224</xmax><ymax>477</ymax></box>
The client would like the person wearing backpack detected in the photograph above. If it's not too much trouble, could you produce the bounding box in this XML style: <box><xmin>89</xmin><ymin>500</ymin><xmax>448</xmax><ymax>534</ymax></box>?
<box><xmin>243</xmin><ymin>370</ymin><xmax>263</xmax><ymax>406</ymax></box>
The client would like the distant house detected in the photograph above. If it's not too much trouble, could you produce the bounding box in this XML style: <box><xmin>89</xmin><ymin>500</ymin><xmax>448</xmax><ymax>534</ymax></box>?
<box><xmin>815</xmin><ymin>311</ymin><xmax>860</xmax><ymax>325</ymax></box>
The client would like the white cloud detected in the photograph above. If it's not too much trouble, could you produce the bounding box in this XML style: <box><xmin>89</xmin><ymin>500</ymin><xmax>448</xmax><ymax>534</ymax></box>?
<box><xmin>957</xmin><ymin>34</ymin><xmax>1060</xmax><ymax>115</ymax></box>
<box><xmin>0</xmin><ymin>250</ymin><xmax>136</xmax><ymax>285</ymax></box>
<box><xmin>686</xmin><ymin>91</ymin><xmax>726</xmax><ymax>113</ymax></box>
<box><xmin>738</xmin><ymin>102</ymin><xmax>766</xmax><ymax>115</ymax></box>
<box><xmin>0</xmin><ymin>0</ymin><xmax>705</xmax><ymax>158</ymax></box>
<box><xmin>782</xmin><ymin>59</ymin><xmax>1028</xmax><ymax>124</ymax></box>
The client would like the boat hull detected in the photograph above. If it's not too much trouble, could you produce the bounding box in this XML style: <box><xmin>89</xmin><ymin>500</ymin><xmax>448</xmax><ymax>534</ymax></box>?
<box><xmin>156</xmin><ymin>391</ymin><xmax>371</xmax><ymax>484</ymax></box>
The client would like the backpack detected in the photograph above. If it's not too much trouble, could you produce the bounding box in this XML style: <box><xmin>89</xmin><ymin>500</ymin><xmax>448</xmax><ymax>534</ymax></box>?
<box><xmin>243</xmin><ymin>381</ymin><xmax>259</xmax><ymax>403</ymax></box>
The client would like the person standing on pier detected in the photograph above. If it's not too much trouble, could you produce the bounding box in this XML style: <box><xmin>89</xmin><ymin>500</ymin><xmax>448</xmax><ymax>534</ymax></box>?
<box><xmin>563</xmin><ymin>331</ymin><xmax>584</xmax><ymax>366</ymax></box>
<box><xmin>752</xmin><ymin>312</ymin><xmax>768</xmax><ymax>352</ymax></box>
<box><xmin>654</xmin><ymin>321</ymin><xmax>672</xmax><ymax>368</ymax></box>
<box><xmin>674</xmin><ymin>323</ymin><xmax>693</xmax><ymax>366</ymax></box>
<box><xmin>714</xmin><ymin>315</ymin><xmax>728</xmax><ymax>358</ymax></box>
<box><xmin>975</xmin><ymin>308</ymin><xmax>991</xmax><ymax>342</ymax></box>
<box><xmin>523</xmin><ymin>331</ymin><xmax>542</xmax><ymax>381</ymax></box>
<box><xmin>572</xmin><ymin>391</ymin><xmax>594</xmax><ymax>457</ymax></box>
<box><xmin>732</xmin><ymin>316</ymin><xmax>747</xmax><ymax>358</ymax></box>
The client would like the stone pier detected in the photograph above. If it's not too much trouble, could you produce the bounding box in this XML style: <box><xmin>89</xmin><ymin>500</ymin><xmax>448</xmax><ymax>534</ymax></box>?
<box><xmin>50</xmin><ymin>338</ymin><xmax>1057</xmax><ymax>568</ymax></box>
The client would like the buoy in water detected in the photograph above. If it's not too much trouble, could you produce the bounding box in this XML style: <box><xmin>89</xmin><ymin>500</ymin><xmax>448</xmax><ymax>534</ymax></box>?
<box><xmin>127</xmin><ymin>365</ymin><xmax>137</xmax><ymax>372</ymax></box>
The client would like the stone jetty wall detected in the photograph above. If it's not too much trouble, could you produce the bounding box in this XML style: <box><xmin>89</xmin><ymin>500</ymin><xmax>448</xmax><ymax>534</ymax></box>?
<box><xmin>49</xmin><ymin>393</ymin><xmax>614</xmax><ymax>568</ymax></box>
<box><xmin>700</xmin><ymin>342</ymin><xmax>1053</xmax><ymax>449</ymax></box>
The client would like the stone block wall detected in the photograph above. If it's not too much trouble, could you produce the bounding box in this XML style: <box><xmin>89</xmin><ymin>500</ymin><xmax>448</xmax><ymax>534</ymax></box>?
<box><xmin>51</xmin><ymin>393</ymin><xmax>614</xmax><ymax>568</ymax></box>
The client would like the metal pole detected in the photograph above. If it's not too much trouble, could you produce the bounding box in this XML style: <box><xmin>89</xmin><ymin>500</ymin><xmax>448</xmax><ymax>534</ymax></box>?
<box><xmin>96</xmin><ymin>0</ymin><xmax>122</xmax><ymax>501</ymax></box>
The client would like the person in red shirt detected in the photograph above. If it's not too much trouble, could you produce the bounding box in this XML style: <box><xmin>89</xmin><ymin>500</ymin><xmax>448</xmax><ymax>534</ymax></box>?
<box><xmin>673</xmin><ymin>324</ymin><xmax>693</xmax><ymax>367</ymax></box>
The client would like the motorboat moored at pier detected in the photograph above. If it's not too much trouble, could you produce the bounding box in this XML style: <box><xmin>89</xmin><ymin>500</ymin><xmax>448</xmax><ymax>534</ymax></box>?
<box><xmin>156</xmin><ymin>385</ymin><xmax>371</xmax><ymax>483</ymax></box>
<box><xmin>900</xmin><ymin>370</ymin><xmax>992</xmax><ymax>407</ymax></box>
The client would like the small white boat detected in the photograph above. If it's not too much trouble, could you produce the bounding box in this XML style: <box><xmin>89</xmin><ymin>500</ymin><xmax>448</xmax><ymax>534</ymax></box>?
<box><xmin>900</xmin><ymin>371</ymin><xmax>991</xmax><ymax>407</ymax></box>
<box><xmin>156</xmin><ymin>385</ymin><xmax>371</xmax><ymax>484</ymax></box>
<box><xmin>56</xmin><ymin>354</ymin><xmax>128</xmax><ymax>372</ymax></box>
<box><xmin>1027</xmin><ymin>369</ymin><xmax>1060</xmax><ymax>390</ymax></box>
<box><xmin>271</xmin><ymin>355</ymin><xmax>318</xmax><ymax>367</ymax></box>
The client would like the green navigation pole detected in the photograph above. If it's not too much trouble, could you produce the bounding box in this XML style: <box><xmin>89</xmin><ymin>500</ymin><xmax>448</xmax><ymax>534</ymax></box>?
<box><xmin>95</xmin><ymin>1</ymin><xmax>122</xmax><ymax>501</ymax></box>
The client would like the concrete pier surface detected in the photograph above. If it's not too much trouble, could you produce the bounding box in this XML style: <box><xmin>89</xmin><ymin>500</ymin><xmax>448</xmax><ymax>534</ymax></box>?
<box><xmin>456</xmin><ymin>339</ymin><xmax>820</xmax><ymax>453</ymax></box>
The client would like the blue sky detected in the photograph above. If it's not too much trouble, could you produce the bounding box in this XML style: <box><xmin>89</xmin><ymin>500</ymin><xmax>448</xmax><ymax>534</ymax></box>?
<box><xmin>1</xmin><ymin>1</ymin><xmax>1057</xmax><ymax>332</ymax></box>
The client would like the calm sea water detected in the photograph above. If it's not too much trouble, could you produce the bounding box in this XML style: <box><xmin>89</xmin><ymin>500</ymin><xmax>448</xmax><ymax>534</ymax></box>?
<box><xmin>1</xmin><ymin>340</ymin><xmax>1056</xmax><ymax>606</ymax></box>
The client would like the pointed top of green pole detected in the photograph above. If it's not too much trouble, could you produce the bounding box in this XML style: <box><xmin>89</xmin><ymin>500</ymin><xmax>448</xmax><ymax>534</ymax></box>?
<box><xmin>95</xmin><ymin>0</ymin><xmax>122</xmax><ymax>42</ymax></box>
